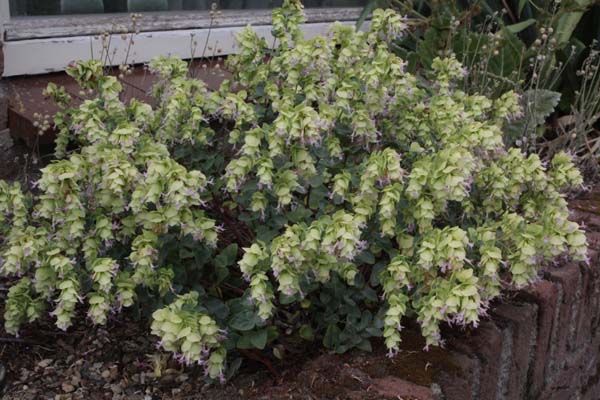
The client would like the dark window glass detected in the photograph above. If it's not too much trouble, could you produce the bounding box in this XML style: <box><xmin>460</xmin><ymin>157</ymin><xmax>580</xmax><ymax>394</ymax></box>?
<box><xmin>10</xmin><ymin>0</ymin><xmax>365</xmax><ymax>16</ymax></box>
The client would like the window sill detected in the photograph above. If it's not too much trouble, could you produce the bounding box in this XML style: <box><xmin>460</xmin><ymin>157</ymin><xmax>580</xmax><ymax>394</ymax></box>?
<box><xmin>4</xmin><ymin>7</ymin><xmax>363</xmax><ymax>41</ymax></box>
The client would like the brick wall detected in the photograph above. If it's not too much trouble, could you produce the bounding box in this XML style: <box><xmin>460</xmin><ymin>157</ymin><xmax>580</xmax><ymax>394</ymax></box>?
<box><xmin>433</xmin><ymin>207</ymin><xmax>600</xmax><ymax>400</ymax></box>
<box><xmin>0</xmin><ymin>41</ymin><xmax>7</xmax><ymax>130</ymax></box>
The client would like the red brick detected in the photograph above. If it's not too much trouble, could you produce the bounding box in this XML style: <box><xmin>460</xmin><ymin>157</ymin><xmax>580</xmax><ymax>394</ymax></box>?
<box><xmin>583</xmin><ymin>382</ymin><xmax>600</xmax><ymax>400</ymax></box>
<box><xmin>540</xmin><ymin>342</ymin><xmax>598</xmax><ymax>399</ymax></box>
<box><xmin>491</xmin><ymin>302</ymin><xmax>538</xmax><ymax>400</ymax></box>
<box><xmin>539</xmin><ymin>262</ymin><xmax>600</xmax><ymax>399</ymax></box>
<box><xmin>370</xmin><ymin>377</ymin><xmax>433</xmax><ymax>400</ymax></box>
<box><xmin>570</xmin><ymin>209</ymin><xmax>600</xmax><ymax>231</ymax></box>
<box><xmin>516</xmin><ymin>279</ymin><xmax>560</xmax><ymax>398</ymax></box>
<box><xmin>574</xmin><ymin>264</ymin><xmax>594</xmax><ymax>351</ymax></box>
<box><xmin>0</xmin><ymin>40</ymin><xmax>4</xmax><ymax>77</ymax></box>
<box><xmin>540</xmin><ymin>387</ymin><xmax>574</xmax><ymax>400</ymax></box>
<box><xmin>589</xmin><ymin>248</ymin><xmax>600</xmax><ymax>266</ymax></box>
<box><xmin>545</xmin><ymin>263</ymin><xmax>582</xmax><ymax>372</ymax></box>
<box><xmin>560</xmin><ymin>351</ymin><xmax>587</xmax><ymax>385</ymax></box>
<box><xmin>447</xmin><ymin>321</ymin><xmax>504</xmax><ymax>400</ymax></box>
<box><xmin>587</xmin><ymin>232</ymin><xmax>600</xmax><ymax>251</ymax></box>
<box><xmin>582</xmin><ymin>362</ymin><xmax>600</xmax><ymax>400</ymax></box>
<box><xmin>0</xmin><ymin>42</ymin><xmax>4</xmax><ymax>130</ymax></box>
<box><xmin>433</xmin><ymin>351</ymin><xmax>479</xmax><ymax>400</ymax></box>
<box><xmin>0</xmin><ymin>80</ymin><xmax>7</xmax><ymax>130</ymax></box>
<box><xmin>588</xmin><ymin>255</ymin><xmax>600</xmax><ymax>335</ymax></box>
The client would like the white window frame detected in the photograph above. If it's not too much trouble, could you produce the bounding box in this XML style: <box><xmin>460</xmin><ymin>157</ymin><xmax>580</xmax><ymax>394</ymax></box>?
<box><xmin>0</xmin><ymin>1</ymin><xmax>363</xmax><ymax>77</ymax></box>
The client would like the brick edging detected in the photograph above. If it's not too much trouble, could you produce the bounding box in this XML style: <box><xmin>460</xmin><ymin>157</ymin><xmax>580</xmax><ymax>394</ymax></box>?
<box><xmin>433</xmin><ymin>232</ymin><xmax>600</xmax><ymax>400</ymax></box>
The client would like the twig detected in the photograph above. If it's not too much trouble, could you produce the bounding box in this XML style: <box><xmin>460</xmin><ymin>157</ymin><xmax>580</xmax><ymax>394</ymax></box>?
<box><xmin>501</xmin><ymin>0</ymin><xmax>517</xmax><ymax>23</ymax></box>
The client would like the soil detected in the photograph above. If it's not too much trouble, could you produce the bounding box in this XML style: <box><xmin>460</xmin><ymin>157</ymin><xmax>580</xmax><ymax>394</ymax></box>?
<box><xmin>0</xmin><ymin>308</ymin><xmax>449</xmax><ymax>400</ymax></box>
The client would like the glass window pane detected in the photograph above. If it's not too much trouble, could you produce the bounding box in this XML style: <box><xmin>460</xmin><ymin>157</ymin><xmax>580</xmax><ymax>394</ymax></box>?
<box><xmin>10</xmin><ymin>0</ymin><xmax>365</xmax><ymax>16</ymax></box>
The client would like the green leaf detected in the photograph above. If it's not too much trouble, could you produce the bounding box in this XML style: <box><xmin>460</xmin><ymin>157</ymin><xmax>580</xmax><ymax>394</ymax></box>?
<box><xmin>323</xmin><ymin>324</ymin><xmax>341</xmax><ymax>349</ymax></box>
<box><xmin>518</xmin><ymin>0</ymin><xmax>528</xmax><ymax>17</ymax></box>
<box><xmin>204</xmin><ymin>297</ymin><xmax>229</xmax><ymax>321</ymax></box>
<box><xmin>487</xmin><ymin>30</ymin><xmax>524</xmax><ymax>79</ymax></box>
<box><xmin>178</xmin><ymin>247</ymin><xmax>195</xmax><ymax>259</ymax></box>
<box><xmin>356</xmin><ymin>250</ymin><xmax>375</xmax><ymax>265</ymax></box>
<box><xmin>369</xmin><ymin>261</ymin><xmax>386</xmax><ymax>286</ymax></box>
<box><xmin>365</xmin><ymin>327</ymin><xmax>382</xmax><ymax>337</ymax></box>
<box><xmin>417</xmin><ymin>29</ymin><xmax>443</xmax><ymax>69</ymax></box>
<box><xmin>256</xmin><ymin>226</ymin><xmax>280</xmax><ymax>243</ymax></box>
<box><xmin>248</xmin><ymin>329</ymin><xmax>268</xmax><ymax>349</ymax></box>
<box><xmin>554</xmin><ymin>11</ymin><xmax>584</xmax><ymax>50</ymax></box>
<box><xmin>279</xmin><ymin>293</ymin><xmax>298</xmax><ymax>305</ymax></box>
<box><xmin>214</xmin><ymin>266</ymin><xmax>229</xmax><ymax>285</ymax></box>
<box><xmin>356</xmin><ymin>339</ymin><xmax>372</xmax><ymax>352</ymax></box>
<box><xmin>214</xmin><ymin>244</ymin><xmax>238</xmax><ymax>268</ymax></box>
<box><xmin>504</xmin><ymin>19</ymin><xmax>536</xmax><ymax>34</ymax></box>
<box><xmin>308</xmin><ymin>184</ymin><xmax>328</xmax><ymax>209</ymax></box>
<box><xmin>266</xmin><ymin>325</ymin><xmax>279</xmax><ymax>342</ymax></box>
<box><xmin>356</xmin><ymin>311</ymin><xmax>373</xmax><ymax>331</ymax></box>
<box><xmin>356</xmin><ymin>0</ymin><xmax>375</xmax><ymax>29</ymax></box>
<box><xmin>299</xmin><ymin>324</ymin><xmax>314</xmax><ymax>341</ymax></box>
<box><xmin>523</xmin><ymin>89</ymin><xmax>562</xmax><ymax>126</ymax></box>
<box><xmin>505</xmin><ymin>89</ymin><xmax>561</xmax><ymax>144</ymax></box>
<box><xmin>286</xmin><ymin>205</ymin><xmax>311</xmax><ymax>223</ymax></box>
<box><xmin>229</xmin><ymin>310</ymin><xmax>256</xmax><ymax>331</ymax></box>
<box><xmin>237</xmin><ymin>329</ymin><xmax>268</xmax><ymax>350</ymax></box>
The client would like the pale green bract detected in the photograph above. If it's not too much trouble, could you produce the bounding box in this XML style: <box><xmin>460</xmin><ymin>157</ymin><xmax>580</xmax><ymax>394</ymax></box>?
<box><xmin>224</xmin><ymin>1</ymin><xmax>587</xmax><ymax>353</ymax></box>
<box><xmin>1</xmin><ymin>57</ymin><xmax>223</xmax><ymax>376</ymax></box>
<box><xmin>0</xmin><ymin>0</ymin><xmax>588</xmax><ymax>377</ymax></box>
<box><xmin>151</xmin><ymin>292</ymin><xmax>226</xmax><ymax>380</ymax></box>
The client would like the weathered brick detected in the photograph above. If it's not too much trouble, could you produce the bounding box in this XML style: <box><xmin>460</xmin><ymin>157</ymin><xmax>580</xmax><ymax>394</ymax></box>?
<box><xmin>447</xmin><ymin>321</ymin><xmax>504</xmax><ymax>400</ymax></box>
<box><xmin>589</xmin><ymin>248</ymin><xmax>600</xmax><ymax>266</ymax></box>
<box><xmin>539</xmin><ymin>387</ymin><xmax>573</xmax><ymax>400</ymax></box>
<box><xmin>588</xmin><ymin>252</ymin><xmax>600</xmax><ymax>336</ymax></box>
<box><xmin>574</xmin><ymin>264</ymin><xmax>594</xmax><ymax>351</ymax></box>
<box><xmin>491</xmin><ymin>302</ymin><xmax>538</xmax><ymax>400</ymax></box>
<box><xmin>582</xmin><ymin>334</ymin><xmax>600</xmax><ymax>379</ymax></box>
<box><xmin>0</xmin><ymin>39</ymin><xmax>5</xmax><ymax>130</ymax></box>
<box><xmin>583</xmin><ymin>382</ymin><xmax>600</xmax><ymax>400</ymax></box>
<box><xmin>0</xmin><ymin>40</ymin><xmax>4</xmax><ymax>77</ymax></box>
<box><xmin>516</xmin><ymin>279</ymin><xmax>560</xmax><ymax>398</ymax></box>
<box><xmin>0</xmin><ymin>69</ymin><xmax>7</xmax><ymax>130</ymax></box>
<box><xmin>570</xmin><ymin>209</ymin><xmax>600</xmax><ymax>231</ymax></box>
<box><xmin>370</xmin><ymin>377</ymin><xmax>434</xmax><ymax>400</ymax></box>
<box><xmin>540</xmin><ymin>341</ymin><xmax>597</xmax><ymax>399</ymax></box>
<box><xmin>436</xmin><ymin>227</ymin><xmax>600</xmax><ymax>400</ymax></box>
<box><xmin>433</xmin><ymin>351</ymin><xmax>479</xmax><ymax>400</ymax></box>
<box><xmin>545</xmin><ymin>263</ymin><xmax>582</xmax><ymax>373</ymax></box>
<box><xmin>582</xmin><ymin>363</ymin><xmax>600</xmax><ymax>400</ymax></box>
<box><xmin>587</xmin><ymin>232</ymin><xmax>600</xmax><ymax>251</ymax></box>
<box><xmin>582</xmin><ymin>337</ymin><xmax>600</xmax><ymax>396</ymax></box>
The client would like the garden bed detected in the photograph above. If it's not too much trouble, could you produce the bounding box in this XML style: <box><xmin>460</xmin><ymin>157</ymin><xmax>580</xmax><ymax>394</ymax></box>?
<box><xmin>1</xmin><ymin>4</ymin><xmax>599</xmax><ymax>399</ymax></box>
<box><xmin>1</xmin><ymin>159</ymin><xmax>599</xmax><ymax>399</ymax></box>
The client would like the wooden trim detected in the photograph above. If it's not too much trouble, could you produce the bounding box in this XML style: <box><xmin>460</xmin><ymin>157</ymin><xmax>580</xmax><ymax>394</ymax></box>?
<box><xmin>4</xmin><ymin>8</ymin><xmax>362</xmax><ymax>41</ymax></box>
<box><xmin>2</xmin><ymin>21</ymin><xmax>359</xmax><ymax>76</ymax></box>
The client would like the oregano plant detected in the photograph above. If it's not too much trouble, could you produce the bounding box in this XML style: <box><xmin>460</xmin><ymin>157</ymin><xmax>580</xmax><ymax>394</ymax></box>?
<box><xmin>0</xmin><ymin>0</ymin><xmax>588</xmax><ymax>379</ymax></box>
